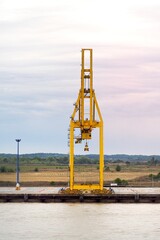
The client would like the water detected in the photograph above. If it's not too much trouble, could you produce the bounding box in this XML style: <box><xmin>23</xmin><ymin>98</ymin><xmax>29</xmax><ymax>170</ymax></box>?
<box><xmin>0</xmin><ymin>203</ymin><xmax>160</xmax><ymax>240</ymax></box>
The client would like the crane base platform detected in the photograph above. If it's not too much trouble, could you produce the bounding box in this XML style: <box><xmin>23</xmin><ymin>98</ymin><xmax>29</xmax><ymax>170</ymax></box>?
<box><xmin>58</xmin><ymin>187</ymin><xmax>113</xmax><ymax>195</ymax></box>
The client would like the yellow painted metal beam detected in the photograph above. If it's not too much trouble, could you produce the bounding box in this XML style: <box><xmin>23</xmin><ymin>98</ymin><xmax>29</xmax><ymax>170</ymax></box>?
<box><xmin>73</xmin><ymin>184</ymin><xmax>101</xmax><ymax>190</ymax></box>
<box><xmin>69</xmin><ymin>122</ymin><xmax>74</xmax><ymax>190</ymax></box>
<box><xmin>69</xmin><ymin>49</ymin><xmax>104</xmax><ymax>191</ymax></box>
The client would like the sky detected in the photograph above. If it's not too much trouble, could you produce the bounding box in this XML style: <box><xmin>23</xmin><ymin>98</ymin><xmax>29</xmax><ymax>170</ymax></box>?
<box><xmin>0</xmin><ymin>0</ymin><xmax>160</xmax><ymax>155</ymax></box>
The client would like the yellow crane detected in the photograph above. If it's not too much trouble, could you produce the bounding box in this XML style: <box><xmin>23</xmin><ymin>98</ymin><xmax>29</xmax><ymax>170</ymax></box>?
<box><xmin>69</xmin><ymin>49</ymin><xmax>104</xmax><ymax>191</ymax></box>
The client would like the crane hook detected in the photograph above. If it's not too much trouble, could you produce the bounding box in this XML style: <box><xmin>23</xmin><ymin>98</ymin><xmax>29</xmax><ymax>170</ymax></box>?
<box><xmin>84</xmin><ymin>141</ymin><xmax>89</xmax><ymax>151</ymax></box>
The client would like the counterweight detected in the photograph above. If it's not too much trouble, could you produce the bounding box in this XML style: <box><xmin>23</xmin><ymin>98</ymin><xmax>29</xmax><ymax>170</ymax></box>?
<box><xmin>69</xmin><ymin>49</ymin><xmax>104</xmax><ymax>190</ymax></box>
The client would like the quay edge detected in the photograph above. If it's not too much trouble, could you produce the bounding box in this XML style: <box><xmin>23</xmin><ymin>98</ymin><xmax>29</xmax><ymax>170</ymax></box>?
<box><xmin>1</xmin><ymin>193</ymin><xmax>160</xmax><ymax>203</ymax></box>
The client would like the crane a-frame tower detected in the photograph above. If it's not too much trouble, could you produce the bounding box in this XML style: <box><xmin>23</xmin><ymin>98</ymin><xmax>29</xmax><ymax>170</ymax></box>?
<box><xmin>69</xmin><ymin>49</ymin><xmax>104</xmax><ymax>191</ymax></box>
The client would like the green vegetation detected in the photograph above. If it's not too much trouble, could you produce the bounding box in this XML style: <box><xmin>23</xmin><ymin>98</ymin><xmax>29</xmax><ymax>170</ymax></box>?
<box><xmin>50</xmin><ymin>181</ymin><xmax>55</xmax><ymax>186</ymax></box>
<box><xmin>0</xmin><ymin>153</ymin><xmax>160</xmax><ymax>167</ymax></box>
<box><xmin>0</xmin><ymin>153</ymin><xmax>160</xmax><ymax>175</ymax></box>
<box><xmin>114</xmin><ymin>178</ymin><xmax>128</xmax><ymax>186</ymax></box>
<box><xmin>0</xmin><ymin>166</ymin><xmax>14</xmax><ymax>173</ymax></box>
<box><xmin>149</xmin><ymin>172</ymin><xmax>160</xmax><ymax>181</ymax></box>
<box><xmin>147</xmin><ymin>157</ymin><xmax>158</xmax><ymax>166</ymax></box>
<box><xmin>0</xmin><ymin>166</ymin><xmax>7</xmax><ymax>172</ymax></box>
<box><xmin>115</xmin><ymin>165</ymin><xmax>121</xmax><ymax>172</ymax></box>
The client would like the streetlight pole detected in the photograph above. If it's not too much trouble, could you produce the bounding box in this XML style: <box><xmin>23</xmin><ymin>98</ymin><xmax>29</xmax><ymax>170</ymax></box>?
<box><xmin>15</xmin><ymin>139</ymin><xmax>21</xmax><ymax>190</ymax></box>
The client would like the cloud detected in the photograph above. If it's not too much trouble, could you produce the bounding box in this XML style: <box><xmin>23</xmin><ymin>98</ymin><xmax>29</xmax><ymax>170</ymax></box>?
<box><xmin>0</xmin><ymin>0</ymin><xmax>160</xmax><ymax>154</ymax></box>
<box><xmin>94</xmin><ymin>48</ymin><xmax>160</xmax><ymax>119</ymax></box>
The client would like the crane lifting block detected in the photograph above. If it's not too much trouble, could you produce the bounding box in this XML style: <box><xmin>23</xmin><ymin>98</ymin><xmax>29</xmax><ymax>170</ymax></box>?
<box><xmin>82</xmin><ymin>133</ymin><xmax>91</xmax><ymax>140</ymax></box>
<box><xmin>81</xmin><ymin>129</ymin><xmax>92</xmax><ymax>139</ymax></box>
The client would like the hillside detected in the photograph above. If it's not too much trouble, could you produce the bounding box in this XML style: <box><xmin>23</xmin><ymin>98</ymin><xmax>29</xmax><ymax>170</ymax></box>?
<box><xmin>0</xmin><ymin>153</ymin><xmax>160</xmax><ymax>164</ymax></box>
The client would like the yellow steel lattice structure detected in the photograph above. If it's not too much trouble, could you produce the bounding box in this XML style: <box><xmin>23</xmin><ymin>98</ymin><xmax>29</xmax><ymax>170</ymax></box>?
<box><xmin>69</xmin><ymin>49</ymin><xmax>104</xmax><ymax>190</ymax></box>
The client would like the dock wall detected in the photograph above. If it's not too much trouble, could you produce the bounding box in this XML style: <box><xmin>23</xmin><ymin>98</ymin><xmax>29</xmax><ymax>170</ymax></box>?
<box><xmin>1</xmin><ymin>193</ymin><xmax>160</xmax><ymax>203</ymax></box>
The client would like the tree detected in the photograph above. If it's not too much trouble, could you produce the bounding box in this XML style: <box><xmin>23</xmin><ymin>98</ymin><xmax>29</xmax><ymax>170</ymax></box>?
<box><xmin>148</xmin><ymin>156</ymin><xmax>158</xmax><ymax>166</ymax></box>
<box><xmin>114</xmin><ymin>178</ymin><xmax>121</xmax><ymax>185</ymax></box>
<box><xmin>114</xmin><ymin>178</ymin><xmax>128</xmax><ymax>186</ymax></box>
<box><xmin>0</xmin><ymin>166</ymin><xmax>7</xmax><ymax>172</ymax></box>
<box><xmin>126</xmin><ymin>161</ymin><xmax>130</xmax><ymax>165</ymax></box>
<box><xmin>116</xmin><ymin>165</ymin><xmax>121</xmax><ymax>172</ymax></box>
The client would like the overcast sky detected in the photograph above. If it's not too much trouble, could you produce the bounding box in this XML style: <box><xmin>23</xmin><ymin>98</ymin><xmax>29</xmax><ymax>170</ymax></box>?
<box><xmin>0</xmin><ymin>0</ymin><xmax>160</xmax><ymax>155</ymax></box>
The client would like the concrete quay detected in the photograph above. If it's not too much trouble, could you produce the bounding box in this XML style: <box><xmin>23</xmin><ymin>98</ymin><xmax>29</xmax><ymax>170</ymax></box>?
<box><xmin>0</xmin><ymin>187</ymin><xmax>160</xmax><ymax>203</ymax></box>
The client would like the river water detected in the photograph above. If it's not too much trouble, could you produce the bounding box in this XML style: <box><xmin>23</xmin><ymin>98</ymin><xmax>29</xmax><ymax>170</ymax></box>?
<box><xmin>0</xmin><ymin>203</ymin><xmax>160</xmax><ymax>240</ymax></box>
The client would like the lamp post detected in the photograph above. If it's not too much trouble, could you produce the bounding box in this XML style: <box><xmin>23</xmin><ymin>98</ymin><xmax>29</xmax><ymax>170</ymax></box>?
<box><xmin>15</xmin><ymin>139</ymin><xmax>21</xmax><ymax>190</ymax></box>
